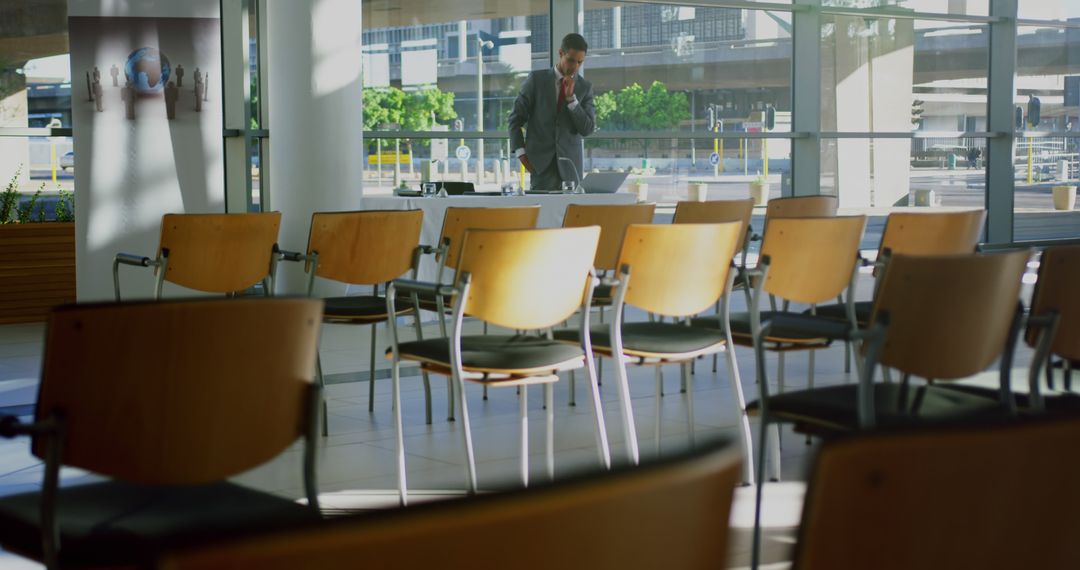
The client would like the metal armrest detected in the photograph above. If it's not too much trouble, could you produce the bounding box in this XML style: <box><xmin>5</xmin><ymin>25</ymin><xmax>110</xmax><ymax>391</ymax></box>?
<box><xmin>0</xmin><ymin>415</ymin><xmax>59</xmax><ymax>439</ymax></box>
<box><xmin>277</xmin><ymin>249</ymin><xmax>310</xmax><ymax>263</ymax></box>
<box><xmin>391</xmin><ymin>279</ymin><xmax>458</xmax><ymax>298</ymax></box>
<box><xmin>114</xmin><ymin>252</ymin><xmax>152</xmax><ymax>267</ymax></box>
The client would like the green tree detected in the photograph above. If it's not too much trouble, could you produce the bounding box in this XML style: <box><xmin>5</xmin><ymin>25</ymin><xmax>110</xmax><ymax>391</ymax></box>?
<box><xmin>589</xmin><ymin>81</ymin><xmax>690</xmax><ymax>157</ymax></box>
<box><xmin>363</xmin><ymin>86</ymin><xmax>457</xmax><ymax>157</ymax></box>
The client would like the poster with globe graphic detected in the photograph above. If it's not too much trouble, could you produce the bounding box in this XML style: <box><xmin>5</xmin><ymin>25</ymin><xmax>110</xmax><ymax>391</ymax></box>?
<box><xmin>68</xmin><ymin>16</ymin><xmax>223</xmax><ymax>300</ymax></box>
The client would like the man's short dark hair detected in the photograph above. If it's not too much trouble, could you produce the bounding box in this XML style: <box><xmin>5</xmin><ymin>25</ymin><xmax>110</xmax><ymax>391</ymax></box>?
<box><xmin>561</xmin><ymin>33</ymin><xmax>588</xmax><ymax>53</ymax></box>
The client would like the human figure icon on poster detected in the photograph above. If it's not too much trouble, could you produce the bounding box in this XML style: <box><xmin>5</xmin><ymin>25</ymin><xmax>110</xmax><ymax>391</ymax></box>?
<box><xmin>193</xmin><ymin>68</ymin><xmax>202</xmax><ymax>93</ymax></box>
<box><xmin>93</xmin><ymin>66</ymin><xmax>101</xmax><ymax>84</ymax></box>
<box><xmin>194</xmin><ymin>80</ymin><xmax>204</xmax><ymax>112</ymax></box>
<box><xmin>121</xmin><ymin>81</ymin><xmax>136</xmax><ymax>120</ymax></box>
<box><xmin>92</xmin><ymin>80</ymin><xmax>104</xmax><ymax>112</ymax></box>
<box><xmin>175</xmin><ymin>63</ymin><xmax>184</xmax><ymax>87</ymax></box>
<box><xmin>203</xmin><ymin>74</ymin><xmax>209</xmax><ymax>101</ymax></box>
<box><xmin>164</xmin><ymin>81</ymin><xmax>179</xmax><ymax>120</ymax></box>
<box><xmin>110</xmin><ymin>64</ymin><xmax>119</xmax><ymax>86</ymax></box>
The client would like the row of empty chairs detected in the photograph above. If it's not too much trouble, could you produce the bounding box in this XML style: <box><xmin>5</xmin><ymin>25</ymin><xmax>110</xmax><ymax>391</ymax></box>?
<box><xmin>9</xmin><ymin>198</ymin><xmax>1073</xmax><ymax>568</ymax></box>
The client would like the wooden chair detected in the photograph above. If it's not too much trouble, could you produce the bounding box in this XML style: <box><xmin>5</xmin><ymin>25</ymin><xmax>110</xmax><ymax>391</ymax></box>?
<box><xmin>112</xmin><ymin>212</ymin><xmax>282</xmax><ymax>300</ymax></box>
<box><xmin>388</xmin><ymin>227</ymin><xmax>609</xmax><ymax>504</ymax></box>
<box><xmin>1029</xmin><ymin>245</ymin><xmax>1080</xmax><ymax>401</ymax></box>
<box><xmin>0</xmin><ymin>298</ymin><xmax>323</xmax><ymax>570</ymax></box>
<box><xmin>561</xmin><ymin>202</ymin><xmax>656</xmax><ymax>403</ymax></box>
<box><xmin>942</xmin><ymin>245</ymin><xmax>1080</xmax><ymax>412</ymax></box>
<box><xmin>555</xmin><ymin>222</ymin><xmax>751</xmax><ymax>483</ymax></box>
<box><xmin>692</xmin><ymin>215</ymin><xmax>867</xmax><ymax>482</ymax></box>
<box><xmin>763</xmin><ymin>195</ymin><xmax>838</xmax><ymax>219</ymax></box>
<box><xmin>746</xmin><ymin>251</ymin><xmax>1034</xmax><ymax>568</ymax></box>
<box><xmin>154</xmin><ymin>439</ymin><xmax>743</xmax><ymax>570</ymax></box>
<box><xmin>811</xmin><ymin>209</ymin><xmax>986</xmax><ymax>372</ymax></box>
<box><xmin>673</xmin><ymin>199</ymin><xmax>756</xmax><ymax>374</ymax></box>
<box><xmin>409</xmin><ymin>206</ymin><xmax>541</xmax><ymax>408</ymax></box>
<box><xmin>793</xmin><ymin>417</ymin><xmax>1080</xmax><ymax>570</ymax></box>
<box><xmin>279</xmin><ymin>210</ymin><xmax>426</xmax><ymax>434</ymax></box>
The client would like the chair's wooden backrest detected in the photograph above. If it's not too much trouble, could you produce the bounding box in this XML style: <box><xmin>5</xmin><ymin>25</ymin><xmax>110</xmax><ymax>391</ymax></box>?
<box><xmin>306</xmin><ymin>210</ymin><xmax>423</xmax><ymax>285</ymax></box>
<box><xmin>158</xmin><ymin>212</ymin><xmax>282</xmax><ymax>293</ymax></box>
<box><xmin>760</xmin><ymin>216</ymin><xmax>866</xmax><ymax>305</ymax></box>
<box><xmin>878</xmin><ymin>210</ymin><xmax>985</xmax><ymax>256</ymax></box>
<box><xmin>870</xmin><ymin>251</ymin><xmax>1029</xmax><ymax>380</ymax></box>
<box><xmin>1028</xmin><ymin>245</ymin><xmax>1080</xmax><ymax>360</ymax></box>
<box><xmin>440</xmin><ymin>206</ymin><xmax>540</xmax><ymax>269</ymax></box>
<box><xmin>765</xmin><ymin>195</ymin><xmax>838</xmax><ymax>220</ymax></box>
<box><xmin>617</xmin><ymin>223</ymin><xmax>742</xmax><ymax>318</ymax></box>
<box><xmin>33</xmin><ymin>298</ymin><xmax>322</xmax><ymax>485</ymax></box>
<box><xmin>156</xmin><ymin>441</ymin><xmax>743</xmax><ymax>570</ymax></box>
<box><xmin>456</xmin><ymin>227</ymin><xmax>600</xmax><ymax>330</ymax></box>
<box><xmin>562</xmin><ymin>203</ymin><xmax>656</xmax><ymax>271</ymax></box>
<box><xmin>795</xmin><ymin>418</ymin><xmax>1080</xmax><ymax>570</ymax></box>
<box><xmin>672</xmin><ymin>199</ymin><xmax>755</xmax><ymax>247</ymax></box>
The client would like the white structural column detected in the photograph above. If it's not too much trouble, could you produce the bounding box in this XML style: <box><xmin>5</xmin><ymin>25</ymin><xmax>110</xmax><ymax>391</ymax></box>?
<box><xmin>265</xmin><ymin>0</ymin><xmax>364</xmax><ymax>294</ymax></box>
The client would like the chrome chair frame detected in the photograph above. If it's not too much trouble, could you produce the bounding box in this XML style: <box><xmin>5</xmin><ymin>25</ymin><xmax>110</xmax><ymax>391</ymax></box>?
<box><xmin>386</xmin><ymin>270</ymin><xmax>611</xmax><ymax>506</ymax></box>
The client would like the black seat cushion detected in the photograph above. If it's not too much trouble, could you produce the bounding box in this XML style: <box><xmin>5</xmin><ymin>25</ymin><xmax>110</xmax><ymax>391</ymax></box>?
<box><xmin>394</xmin><ymin>335</ymin><xmax>584</xmax><ymax>372</ymax></box>
<box><xmin>693</xmin><ymin>311</ymin><xmax>853</xmax><ymax>344</ymax></box>
<box><xmin>933</xmin><ymin>384</ymin><xmax>1080</xmax><ymax>413</ymax></box>
<box><xmin>554</xmin><ymin>322</ymin><xmax>727</xmax><ymax>357</ymax></box>
<box><xmin>324</xmin><ymin>295</ymin><xmax>407</xmax><ymax>321</ymax></box>
<box><xmin>803</xmin><ymin>301</ymin><xmax>873</xmax><ymax>326</ymax></box>
<box><xmin>0</xmin><ymin>481</ymin><xmax>319</xmax><ymax>566</ymax></box>
<box><xmin>746</xmin><ymin>383</ymin><xmax>1008</xmax><ymax>432</ymax></box>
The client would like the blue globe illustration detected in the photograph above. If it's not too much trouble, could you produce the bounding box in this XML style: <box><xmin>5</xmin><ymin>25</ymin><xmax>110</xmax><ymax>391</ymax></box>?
<box><xmin>124</xmin><ymin>47</ymin><xmax>171</xmax><ymax>94</ymax></box>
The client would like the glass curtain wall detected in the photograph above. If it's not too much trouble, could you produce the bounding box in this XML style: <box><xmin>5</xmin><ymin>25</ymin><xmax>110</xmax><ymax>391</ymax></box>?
<box><xmin>1012</xmin><ymin>1</ymin><xmax>1080</xmax><ymax>241</ymax></box>
<box><xmin>0</xmin><ymin>0</ymin><xmax>74</xmax><ymax>221</ymax></box>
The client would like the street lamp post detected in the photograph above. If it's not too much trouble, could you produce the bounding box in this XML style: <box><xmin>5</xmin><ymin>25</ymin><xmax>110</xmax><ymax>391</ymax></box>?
<box><xmin>477</xmin><ymin>38</ymin><xmax>494</xmax><ymax>187</ymax></box>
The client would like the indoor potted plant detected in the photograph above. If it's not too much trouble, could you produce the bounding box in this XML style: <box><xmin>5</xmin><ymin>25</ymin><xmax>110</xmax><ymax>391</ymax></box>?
<box><xmin>0</xmin><ymin>165</ymin><xmax>76</xmax><ymax>324</ymax></box>
<box><xmin>750</xmin><ymin>172</ymin><xmax>769</xmax><ymax>206</ymax></box>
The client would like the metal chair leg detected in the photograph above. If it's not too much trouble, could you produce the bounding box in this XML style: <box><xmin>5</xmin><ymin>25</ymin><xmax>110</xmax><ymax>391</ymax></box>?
<box><xmin>584</xmin><ymin>352</ymin><xmax>611</xmax><ymax>469</ymax></box>
<box><xmin>568</xmin><ymin>370</ymin><xmax>577</xmax><ymax>407</ymax></box>
<box><xmin>410</xmin><ymin>312</ymin><xmax>433</xmax><ymax>425</ymax></box>
<box><xmin>368</xmin><ymin>323</ymin><xmax>377</xmax><ymax>412</ymax></box>
<box><xmin>724</xmin><ymin>346</ymin><xmax>755</xmax><ymax>486</ymax></box>
<box><xmin>807</xmin><ymin>349</ymin><xmax>815</xmax><ymax>389</ymax></box>
<box><xmin>614</xmin><ymin>354</ymin><xmax>640</xmax><ymax>465</ymax></box>
<box><xmin>751</xmin><ymin>415</ymin><xmax>770</xmax><ymax>570</ymax></box>
<box><xmin>545</xmin><ymin>383</ymin><xmax>554</xmax><ymax>481</ymax></box>
<box><xmin>483</xmin><ymin>385</ymin><xmax>488</xmax><ymax>401</ymax></box>
<box><xmin>392</xmin><ymin>358</ymin><xmax>408</xmax><ymax>506</ymax></box>
<box><xmin>520</xmin><ymin>384</ymin><xmax>529</xmax><ymax>488</ymax></box>
<box><xmin>683</xmin><ymin>362</ymin><xmax>695</xmax><ymax>448</ymax></box>
<box><xmin>844</xmin><ymin>340</ymin><xmax>852</xmax><ymax>374</ymax></box>
<box><xmin>457</xmin><ymin>378</ymin><xmax>477</xmax><ymax>494</ymax></box>
<box><xmin>654</xmin><ymin>365</ymin><xmax>663</xmax><ymax>456</ymax></box>
<box><xmin>315</xmin><ymin>352</ymin><xmax>329</xmax><ymax>437</ymax></box>
<box><xmin>680</xmin><ymin>361</ymin><xmax>687</xmax><ymax>394</ymax></box>
<box><xmin>657</xmin><ymin>365</ymin><xmax>664</xmax><ymax>397</ymax></box>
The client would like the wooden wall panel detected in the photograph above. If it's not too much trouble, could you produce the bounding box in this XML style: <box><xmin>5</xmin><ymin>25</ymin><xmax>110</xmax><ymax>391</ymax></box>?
<box><xmin>0</xmin><ymin>223</ymin><xmax>76</xmax><ymax>324</ymax></box>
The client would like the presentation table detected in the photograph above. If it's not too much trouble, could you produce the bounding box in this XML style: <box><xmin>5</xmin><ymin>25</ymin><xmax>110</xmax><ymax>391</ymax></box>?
<box><xmin>362</xmin><ymin>192</ymin><xmax>640</xmax><ymax>281</ymax></box>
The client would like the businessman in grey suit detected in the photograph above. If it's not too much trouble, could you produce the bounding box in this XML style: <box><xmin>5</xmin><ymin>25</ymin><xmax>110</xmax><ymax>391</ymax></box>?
<box><xmin>509</xmin><ymin>33</ymin><xmax>596</xmax><ymax>191</ymax></box>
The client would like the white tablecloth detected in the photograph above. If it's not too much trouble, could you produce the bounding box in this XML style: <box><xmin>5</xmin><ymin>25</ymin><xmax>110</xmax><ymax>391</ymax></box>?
<box><xmin>362</xmin><ymin>193</ymin><xmax>640</xmax><ymax>281</ymax></box>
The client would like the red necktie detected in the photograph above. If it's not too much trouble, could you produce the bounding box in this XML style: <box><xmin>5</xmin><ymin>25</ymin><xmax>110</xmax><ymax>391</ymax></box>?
<box><xmin>557</xmin><ymin>78</ymin><xmax>566</xmax><ymax>113</ymax></box>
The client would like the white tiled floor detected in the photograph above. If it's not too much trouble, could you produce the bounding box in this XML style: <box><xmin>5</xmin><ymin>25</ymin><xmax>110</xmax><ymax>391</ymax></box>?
<box><xmin>0</xmin><ymin>285</ymin><xmax>1041</xmax><ymax>569</ymax></box>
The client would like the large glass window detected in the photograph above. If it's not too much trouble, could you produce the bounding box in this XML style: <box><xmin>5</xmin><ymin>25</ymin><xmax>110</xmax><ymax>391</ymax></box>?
<box><xmin>362</xmin><ymin>1</ymin><xmax>543</xmax><ymax>193</ymax></box>
<box><xmin>819</xmin><ymin>12</ymin><xmax>989</xmax><ymax>210</ymax></box>
<box><xmin>0</xmin><ymin>3</ymin><xmax>74</xmax><ymax>218</ymax></box>
<box><xmin>580</xmin><ymin>5</ymin><xmax>793</xmax><ymax>202</ymax></box>
<box><xmin>1011</xmin><ymin>14</ymin><xmax>1080</xmax><ymax>241</ymax></box>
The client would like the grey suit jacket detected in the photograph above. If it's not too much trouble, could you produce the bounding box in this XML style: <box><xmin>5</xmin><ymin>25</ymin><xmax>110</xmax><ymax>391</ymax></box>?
<box><xmin>508</xmin><ymin>68</ymin><xmax>596</xmax><ymax>182</ymax></box>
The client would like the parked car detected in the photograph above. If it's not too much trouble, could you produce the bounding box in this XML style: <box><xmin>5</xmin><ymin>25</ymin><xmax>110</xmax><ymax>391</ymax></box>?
<box><xmin>60</xmin><ymin>151</ymin><xmax>74</xmax><ymax>171</ymax></box>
